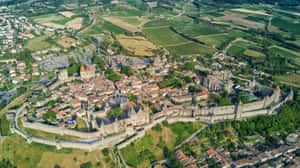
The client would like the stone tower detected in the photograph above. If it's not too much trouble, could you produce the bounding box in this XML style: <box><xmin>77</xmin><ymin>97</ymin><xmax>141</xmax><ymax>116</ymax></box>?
<box><xmin>274</xmin><ymin>85</ymin><xmax>281</xmax><ymax>103</ymax></box>
<box><xmin>58</xmin><ymin>69</ymin><xmax>68</xmax><ymax>81</ymax></box>
<box><xmin>249</xmin><ymin>77</ymin><xmax>256</xmax><ymax>89</ymax></box>
<box><xmin>235</xmin><ymin>100</ymin><xmax>243</xmax><ymax>120</ymax></box>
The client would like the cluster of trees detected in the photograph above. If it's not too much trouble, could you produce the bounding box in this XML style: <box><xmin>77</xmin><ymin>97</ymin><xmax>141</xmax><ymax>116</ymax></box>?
<box><xmin>92</xmin><ymin>55</ymin><xmax>105</xmax><ymax>70</ymax></box>
<box><xmin>42</xmin><ymin>111</ymin><xmax>56</xmax><ymax>122</ymax></box>
<box><xmin>105</xmin><ymin>69</ymin><xmax>121</xmax><ymax>82</ymax></box>
<box><xmin>107</xmin><ymin>107</ymin><xmax>123</xmax><ymax>119</ymax></box>
<box><xmin>120</xmin><ymin>66</ymin><xmax>133</xmax><ymax>76</ymax></box>
<box><xmin>212</xmin><ymin>91</ymin><xmax>232</xmax><ymax>106</ymax></box>
<box><xmin>158</xmin><ymin>71</ymin><xmax>195</xmax><ymax>89</ymax></box>
<box><xmin>233</xmin><ymin>101</ymin><xmax>300</xmax><ymax>141</ymax></box>
<box><xmin>0</xmin><ymin>159</ymin><xmax>15</xmax><ymax>168</ymax></box>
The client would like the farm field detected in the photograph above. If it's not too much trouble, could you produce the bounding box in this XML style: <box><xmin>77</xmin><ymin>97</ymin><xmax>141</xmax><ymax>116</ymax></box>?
<box><xmin>103</xmin><ymin>17</ymin><xmax>139</xmax><ymax>32</ymax></box>
<box><xmin>231</xmin><ymin>8</ymin><xmax>269</xmax><ymax>16</ymax></box>
<box><xmin>80</xmin><ymin>20</ymin><xmax>129</xmax><ymax>36</ymax></box>
<box><xmin>270</xmin><ymin>46</ymin><xmax>300</xmax><ymax>65</ymax></box>
<box><xmin>227</xmin><ymin>40</ymin><xmax>260</xmax><ymax>57</ymax></box>
<box><xmin>59</xmin><ymin>11</ymin><xmax>75</xmax><ymax>18</ymax></box>
<box><xmin>119</xmin><ymin>17</ymin><xmax>144</xmax><ymax>26</ymax></box>
<box><xmin>143</xmin><ymin>27</ymin><xmax>189</xmax><ymax>46</ymax></box>
<box><xmin>24</xmin><ymin>34</ymin><xmax>54</xmax><ymax>51</ymax></box>
<box><xmin>121</xmin><ymin>122</ymin><xmax>205</xmax><ymax>168</ymax></box>
<box><xmin>243</xmin><ymin>49</ymin><xmax>265</xmax><ymax>58</ymax></box>
<box><xmin>275</xmin><ymin>73</ymin><xmax>300</xmax><ymax>87</ymax></box>
<box><xmin>170</xmin><ymin>21</ymin><xmax>222</xmax><ymax>37</ymax></box>
<box><xmin>56</xmin><ymin>37</ymin><xmax>76</xmax><ymax>49</ymax></box>
<box><xmin>167</xmin><ymin>42</ymin><xmax>216</xmax><ymax>56</ymax></box>
<box><xmin>65</xmin><ymin>17</ymin><xmax>83</xmax><ymax>30</ymax></box>
<box><xmin>0</xmin><ymin>134</ymin><xmax>115</xmax><ymax>168</ymax></box>
<box><xmin>117</xmin><ymin>34</ymin><xmax>157</xmax><ymax>56</ymax></box>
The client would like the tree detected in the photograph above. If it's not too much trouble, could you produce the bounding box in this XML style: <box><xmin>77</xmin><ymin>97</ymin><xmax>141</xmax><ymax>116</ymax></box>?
<box><xmin>107</xmin><ymin>107</ymin><xmax>123</xmax><ymax>119</ymax></box>
<box><xmin>43</xmin><ymin>111</ymin><xmax>56</xmax><ymax>122</ymax></box>
<box><xmin>120</xmin><ymin>66</ymin><xmax>133</xmax><ymax>76</ymax></box>
<box><xmin>93</xmin><ymin>55</ymin><xmax>105</xmax><ymax>70</ymax></box>
<box><xmin>105</xmin><ymin>69</ymin><xmax>121</xmax><ymax>82</ymax></box>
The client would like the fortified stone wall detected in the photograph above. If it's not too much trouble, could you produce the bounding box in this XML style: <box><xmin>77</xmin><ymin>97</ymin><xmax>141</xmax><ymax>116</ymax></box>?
<box><xmin>12</xmin><ymin>88</ymin><xmax>293</xmax><ymax>151</ymax></box>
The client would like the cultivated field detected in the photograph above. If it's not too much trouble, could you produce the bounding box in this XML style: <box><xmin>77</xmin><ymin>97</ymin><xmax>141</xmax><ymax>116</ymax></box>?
<box><xmin>24</xmin><ymin>34</ymin><xmax>54</xmax><ymax>51</ymax></box>
<box><xmin>103</xmin><ymin>17</ymin><xmax>139</xmax><ymax>32</ymax></box>
<box><xmin>66</xmin><ymin>17</ymin><xmax>83</xmax><ymax>30</ymax></box>
<box><xmin>222</xmin><ymin>12</ymin><xmax>265</xmax><ymax>29</ymax></box>
<box><xmin>59</xmin><ymin>11</ymin><xmax>75</xmax><ymax>18</ymax></box>
<box><xmin>143</xmin><ymin>27</ymin><xmax>189</xmax><ymax>46</ymax></box>
<box><xmin>231</xmin><ymin>8</ymin><xmax>269</xmax><ymax>16</ymax></box>
<box><xmin>117</xmin><ymin>35</ymin><xmax>157</xmax><ymax>56</ymax></box>
<box><xmin>56</xmin><ymin>37</ymin><xmax>76</xmax><ymax>49</ymax></box>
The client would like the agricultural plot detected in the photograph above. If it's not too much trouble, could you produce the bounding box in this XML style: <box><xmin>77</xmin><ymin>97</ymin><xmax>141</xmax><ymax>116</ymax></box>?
<box><xmin>80</xmin><ymin>20</ymin><xmax>129</xmax><ymax>36</ymax></box>
<box><xmin>103</xmin><ymin>17</ymin><xmax>139</xmax><ymax>32</ymax></box>
<box><xmin>270</xmin><ymin>46</ymin><xmax>300</xmax><ymax>65</ymax></box>
<box><xmin>170</xmin><ymin>21</ymin><xmax>222</xmax><ymax>37</ymax></box>
<box><xmin>143</xmin><ymin>19</ymin><xmax>170</xmax><ymax>28</ymax></box>
<box><xmin>108</xmin><ymin>5</ymin><xmax>145</xmax><ymax>17</ymax></box>
<box><xmin>196</xmin><ymin>34</ymin><xmax>230</xmax><ymax>49</ymax></box>
<box><xmin>166</xmin><ymin>42</ymin><xmax>216</xmax><ymax>56</ymax></box>
<box><xmin>143</xmin><ymin>27</ymin><xmax>189</xmax><ymax>46</ymax></box>
<box><xmin>243</xmin><ymin>49</ymin><xmax>265</xmax><ymax>58</ymax></box>
<box><xmin>271</xmin><ymin>17</ymin><xmax>300</xmax><ymax>35</ymax></box>
<box><xmin>56</xmin><ymin>37</ymin><xmax>76</xmax><ymax>49</ymax></box>
<box><xmin>24</xmin><ymin>35</ymin><xmax>54</xmax><ymax>51</ymax></box>
<box><xmin>119</xmin><ymin>17</ymin><xmax>143</xmax><ymax>26</ymax></box>
<box><xmin>65</xmin><ymin>17</ymin><xmax>83</xmax><ymax>30</ymax></box>
<box><xmin>275</xmin><ymin>73</ymin><xmax>300</xmax><ymax>87</ymax></box>
<box><xmin>231</xmin><ymin>8</ymin><xmax>269</xmax><ymax>16</ymax></box>
<box><xmin>117</xmin><ymin>35</ymin><xmax>157</xmax><ymax>56</ymax></box>
<box><xmin>227</xmin><ymin>40</ymin><xmax>260</xmax><ymax>57</ymax></box>
<box><xmin>221</xmin><ymin>12</ymin><xmax>265</xmax><ymax>29</ymax></box>
<box><xmin>51</xmin><ymin>17</ymin><xmax>73</xmax><ymax>25</ymax></box>
<box><xmin>59</xmin><ymin>11</ymin><xmax>75</xmax><ymax>18</ymax></box>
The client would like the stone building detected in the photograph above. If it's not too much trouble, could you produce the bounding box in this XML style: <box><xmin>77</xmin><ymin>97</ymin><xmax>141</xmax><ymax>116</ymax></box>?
<box><xmin>80</xmin><ymin>65</ymin><xmax>95</xmax><ymax>80</ymax></box>
<box><xmin>58</xmin><ymin>69</ymin><xmax>68</xmax><ymax>81</ymax></box>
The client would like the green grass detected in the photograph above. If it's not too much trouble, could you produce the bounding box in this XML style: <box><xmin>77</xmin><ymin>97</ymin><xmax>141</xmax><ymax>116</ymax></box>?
<box><xmin>166</xmin><ymin>42</ymin><xmax>216</xmax><ymax>56</ymax></box>
<box><xmin>272</xmin><ymin>17</ymin><xmax>300</xmax><ymax>35</ymax></box>
<box><xmin>0</xmin><ymin>134</ymin><xmax>115</xmax><ymax>168</ymax></box>
<box><xmin>51</xmin><ymin>17</ymin><xmax>73</xmax><ymax>25</ymax></box>
<box><xmin>164</xmin><ymin>122</ymin><xmax>204</xmax><ymax>146</ymax></box>
<box><xmin>110</xmin><ymin>8</ymin><xmax>145</xmax><ymax>17</ymax></box>
<box><xmin>23</xmin><ymin>128</ymin><xmax>80</xmax><ymax>141</ymax></box>
<box><xmin>245</xmin><ymin>15</ymin><xmax>268</xmax><ymax>23</ymax></box>
<box><xmin>270</xmin><ymin>46</ymin><xmax>299</xmax><ymax>59</ymax></box>
<box><xmin>143</xmin><ymin>19</ymin><xmax>170</xmax><ymax>28</ymax></box>
<box><xmin>120</xmin><ymin>17</ymin><xmax>142</xmax><ymax>26</ymax></box>
<box><xmin>0</xmin><ymin>116</ymin><xmax>10</xmax><ymax>136</ymax></box>
<box><xmin>81</xmin><ymin>20</ymin><xmax>129</xmax><ymax>36</ymax></box>
<box><xmin>244</xmin><ymin>49</ymin><xmax>265</xmax><ymax>57</ymax></box>
<box><xmin>171</xmin><ymin>21</ymin><xmax>222</xmax><ymax>37</ymax></box>
<box><xmin>228</xmin><ymin>45</ymin><xmax>244</xmax><ymax>56</ymax></box>
<box><xmin>196</xmin><ymin>34</ymin><xmax>229</xmax><ymax>48</ymax></box>
<box><xmin>24</xmin><ymin>35</ymin><xmax>54</xmax><ymax>51</ymax></box>
<box><xmin>143</xmin><ymin>27</ymin><xmax>189</xmax><ymax>46</ymax></box>
<box><xmin>121</xmin><ymin>122</ymin><xmax>204</xmax><ymax>168</ymax></box>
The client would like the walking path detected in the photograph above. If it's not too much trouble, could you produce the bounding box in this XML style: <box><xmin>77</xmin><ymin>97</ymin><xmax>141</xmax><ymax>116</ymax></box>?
<box><xmin>118</xmin><ymin>148</ymin><xmax>131</xmax><ymax>168</ymax></box>
<box><xmin>173</xmin><ymin>125</ymin><xmax>208</xmax><ymax>151</ymax></box>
